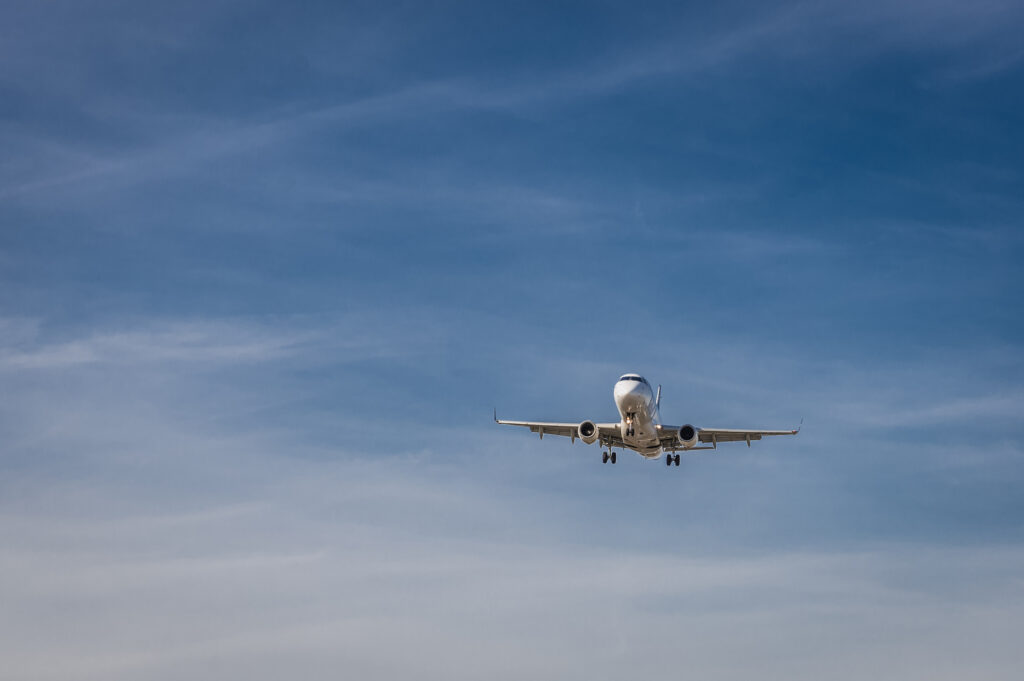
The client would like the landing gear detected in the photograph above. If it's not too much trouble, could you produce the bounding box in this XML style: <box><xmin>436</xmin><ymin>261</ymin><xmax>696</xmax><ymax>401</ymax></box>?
<box><xmin>666</xmin><ymin>454</ymin><xmax>680</xmax><ymax>467</ymax></box>
<box><xmin>602</xmin><ymin>451</ymin><xmax>617</xmax><ymax>464</ymax></box>
<box><xmin>611</xmin><ymin>451</ymin><xmax>617</xmax><ymax>464</ymax></box>
<box><xmin>674</xmin><ymin>454</ymin><xmax>680</xmax><ymax>466</ymax></box>
<box><xmin>602</xmin><ymin>452</ymin><xmax>609</xmax><ymax>464</ymax></box>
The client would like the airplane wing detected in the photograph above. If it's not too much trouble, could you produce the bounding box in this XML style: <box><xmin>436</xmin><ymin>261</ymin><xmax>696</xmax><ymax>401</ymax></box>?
<box><xmin>495</xmin><ymin>415</ymin><xmax>623</xmax><ymax>445</ymax></box>
<box><xmin>659</xmin><ymin>425</ymin><xmax>800</xmax><ymax>451</ymax></box>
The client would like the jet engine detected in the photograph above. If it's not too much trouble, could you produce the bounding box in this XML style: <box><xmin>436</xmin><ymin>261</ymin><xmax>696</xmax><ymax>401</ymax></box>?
<box><xmin>677</xmin><ymin>424</ymin><xmax>698</xmax><ymax>449</ymax></box>
<box><xmin>578</xmin><ymin>420</ymin><xmax>600</xmax><ymax>445</ymax></box>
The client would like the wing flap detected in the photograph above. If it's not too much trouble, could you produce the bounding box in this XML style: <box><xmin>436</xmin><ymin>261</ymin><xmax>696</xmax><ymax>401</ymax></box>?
<box><xmin>698</xmin><ymin>427</ymin><xmax>799</xmax><ymax>444</ymax></box>
<box><xmin>495</xmin><ymin>419</ymin><xmax>579</xmax><ymax>438</ymax></box>
<box><xmin>495</xmin><ymin>417</ymin><xmax>621</xmax><ymax>443</ymax></box>
<box><xmin>659</xmin><ymin>425</ymin><xmax>800</xmax><ymax>450</ymax></box>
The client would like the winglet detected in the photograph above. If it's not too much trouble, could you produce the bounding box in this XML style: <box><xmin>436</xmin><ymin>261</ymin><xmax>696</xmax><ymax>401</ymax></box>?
<box><xmin>494</xmin><ymin>407</ymin><xmax>498</xmax><ymax>423</ymax></box>
<box><xmin>795</xmin><ymin>417</ymin><xmax>803</xmax><ymax>434</ymax></box>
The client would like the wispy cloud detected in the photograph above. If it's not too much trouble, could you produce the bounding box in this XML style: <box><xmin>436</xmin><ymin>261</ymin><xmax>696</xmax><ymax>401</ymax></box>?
<box><xmin>5</xmin><ymin>0</ymin><xmax>1021</xmax><ymax>204</ymax></box>
<box><xmin>0</xmin><ymin>320</ymin><xmax>309</xmax><ymax>370</ymax></box>
<box><xmin>837</xmin><ymin>391</ymin><xmax>1024</xmax><ymax>429</ymax></box>
<box><xmin>0</xmin><ymin>311</ymin><xmax>454</xmax><ymax>372</ymax></box>
<box><xmin>0</xmin><ymin>80</ymin><xmax>472</xmax><ymax>200</ymax></box>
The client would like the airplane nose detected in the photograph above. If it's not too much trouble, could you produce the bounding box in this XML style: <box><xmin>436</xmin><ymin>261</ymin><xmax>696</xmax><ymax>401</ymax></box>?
<box><xmin>615</xmin><ymin>381</ymin><xmax>647</xmax><ymax>409</ymax></box>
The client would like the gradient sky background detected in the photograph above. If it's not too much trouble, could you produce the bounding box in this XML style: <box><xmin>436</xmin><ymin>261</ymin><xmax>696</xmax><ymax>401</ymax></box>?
<box><xmin>3</xmin><ymin>1</ymin><xmax>1024</xmax><ymax>679</ymax></box>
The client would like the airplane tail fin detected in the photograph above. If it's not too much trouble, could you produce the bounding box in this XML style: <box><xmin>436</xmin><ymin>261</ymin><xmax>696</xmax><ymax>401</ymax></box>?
<box><xmin>656</xmin><ymin>384</ymin><xmax>662</xmax><ymax>409</ymax></box>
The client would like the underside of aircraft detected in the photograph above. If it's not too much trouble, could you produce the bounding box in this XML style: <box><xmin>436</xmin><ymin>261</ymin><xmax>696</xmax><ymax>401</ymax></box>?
<box><xmin>496</xmin><ymin>374</ymin><xmax>799</xmax><ymax>467</ymax></box>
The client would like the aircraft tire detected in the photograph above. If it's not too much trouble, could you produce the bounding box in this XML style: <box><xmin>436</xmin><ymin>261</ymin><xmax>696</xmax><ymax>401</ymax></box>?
<box><xmin>610</xmin><ymin>452</ymin><xmax>617</xmax><ymax>464</ymax></box>
<box><xmin>674</xmin><ymin>455</ymin><xmax>681</xmax><ymax>466</ymax></box>
<box><xmin>602</xmin><ymin>452</ymin><xmax>608</xmax><ymax>464</ymax></box>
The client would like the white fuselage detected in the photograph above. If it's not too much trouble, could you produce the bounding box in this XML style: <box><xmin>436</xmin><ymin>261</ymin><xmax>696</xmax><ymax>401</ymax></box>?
<box><xmin>613</xmin><ymin>376</ymin><xmax>663</xmax><ymax>458</ymax></box>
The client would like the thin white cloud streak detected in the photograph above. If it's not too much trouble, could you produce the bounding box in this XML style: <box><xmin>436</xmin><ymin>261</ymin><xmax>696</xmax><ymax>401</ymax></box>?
<box><xmin>247</xmin><ymin>174</ymin><xmax>619</xmax><ymax>238</ymax></box>
<box><xmin>0</xmin><ymin>322</ymin><xmax>307</xmax><ymax>370</ymax></box>
<box><xmin>835</xmin><ymin>391</ymin><xmax>1024</xmax><ymax>429</ymax></box>
<box><xmin>932</xmin><ymin>46</ymin><xmax>1024</xmax><ymax>83</ymax></box>
<box><xmin>645</xmin><ymin>227</ymin><xmax>837</xmax><ymax>259</ymax></box>
<box><xmin>0</xmin><ymin>81</ymin><xmax>468</xmax><ymax>200</ymax></box>
<box><xmin>0</xmin><ymin>313</ymin><xmax>449</xmax><ymax>372</ymax></box>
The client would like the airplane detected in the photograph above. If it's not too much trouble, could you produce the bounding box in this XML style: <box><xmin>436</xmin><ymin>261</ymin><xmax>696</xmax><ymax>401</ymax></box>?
<box><xmin>496</xmin><ymin>373</ymin><xmax>799</xmax><ymax>467</ymax></box>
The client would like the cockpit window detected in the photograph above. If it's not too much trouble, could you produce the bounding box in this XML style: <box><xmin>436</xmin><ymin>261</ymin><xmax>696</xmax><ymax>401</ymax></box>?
<box><xmin>619</xmin><ymin>375</ymin><xmax>646</xmax><ymax>383</ymax></box>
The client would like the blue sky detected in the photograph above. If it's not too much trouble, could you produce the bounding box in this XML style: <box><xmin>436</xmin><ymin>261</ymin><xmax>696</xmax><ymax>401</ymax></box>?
<box><xmin>2</xmin><ymin>1</ymin><xmax>1024</xmax><ymax>678</ymax></box>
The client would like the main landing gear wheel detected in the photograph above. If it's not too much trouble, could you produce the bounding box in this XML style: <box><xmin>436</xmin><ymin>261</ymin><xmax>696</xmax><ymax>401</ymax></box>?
<box><xmin>602</xmin><ymin>452</ymin><xmax>609</xmax><ymax>464</ymax></box>
<box><xmin>665</xmin><ymin>455</ymin><xmax>672</xmax><ymax>467</ymax></box>
<box><xmin>610</xmin><ymin>451</ymin><xmax>617</xmax><ymax>464</ymax></box>
<box><xmin>674</xmin><ymin>454</ymin><xmax>681</xmax><ymax>466</ymax></box>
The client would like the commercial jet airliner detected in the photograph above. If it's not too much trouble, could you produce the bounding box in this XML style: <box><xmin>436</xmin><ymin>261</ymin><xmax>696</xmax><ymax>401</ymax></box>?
<box><xmin>496</xmin><ymin>373</ymin><xmax>799</xmax><ymax>466</ymax></box>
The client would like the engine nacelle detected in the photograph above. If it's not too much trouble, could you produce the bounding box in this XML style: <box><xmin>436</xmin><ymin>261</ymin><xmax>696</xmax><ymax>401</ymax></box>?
<box><xmin>578</xmin><ymin>420</ymin><xmax>600</xmax><ymax>445</ymax></box>
<box><xmin>677</xmin><ymin>424</ymin><xmax>698</xmax><ymax>449</ymax></box>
